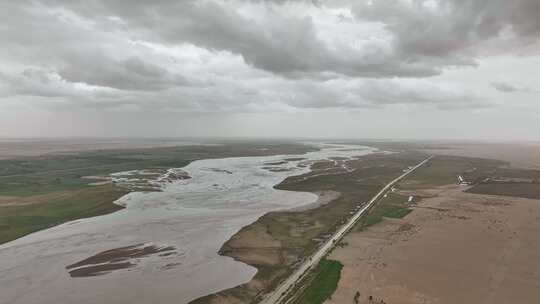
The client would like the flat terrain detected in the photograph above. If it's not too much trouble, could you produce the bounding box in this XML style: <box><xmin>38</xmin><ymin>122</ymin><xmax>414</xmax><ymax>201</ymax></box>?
<box><xmin>66</xmin><ymin>243</ymin><xmax>177</xmax><ymax>277</ymax></box>
<box><xmin>294</xmin><ymin>259</ymin><xmax>343</xmax><ymax>304</ymax></box>
<box><xmin>0</xmin><ymin>185</ymin><xmax>127</xmax><ymax>244</ymax></box>
<box><xmin>421</xmin><ymin>142</ymin><xmax>540</xmax><ymax>170</ymax></box>
<box><xmin>191</xmin><ymin>152</ymin><xmax>431</xmax><ymax>304</ymax></box>
<box><xmin>327</xmin><ymin>185</ymin><xmax>540</xmax><ymax>304</ymax></box>
<box><xmin>0</xmin><ymin>141</ymin><xmax>315</xmax><ymax>244</ymax></box>
<box><xmin>0</xmin><ymin>138</ymin><xmax>200</xmax><ymax>159</ymax></box>
<box><xmin>193</xmin><ymin>151</ymin><xmax>528</xmax><ymax>304</ymax></box>
<box><xmin>322</xmin><ymin>146</ymin><xmax>540</xmax><ymax>304</ymax></box>
<box><xmin>4</xmin><ymin>140</ymin><xmax>539</xmax><ymax>304</ymax></box>
<box><xmin>352</xmin><ymin>141</ymin><xmax>540</xmax><ymax>170</ymax></box>
<box><xmin>199</xmin><ymin>145</ymin><xmax>540</xmax><ymax>304</ymax></box>
<box><xmin>468</xmin><ymin>182</ymin><xmax>540</xmax><ymax>199</ymax></box>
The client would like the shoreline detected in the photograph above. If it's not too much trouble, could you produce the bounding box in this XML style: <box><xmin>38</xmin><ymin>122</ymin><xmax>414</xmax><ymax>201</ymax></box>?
<box><xmin>0</xmin><ymin>142</ymin><xmax>317</xmax><ymax>245</ymax></box>
<box><xmin>0</xmin><ymin>143</ymin><xmax>374</xmax><ymax>304</ymax></box>
<box><xmin>190</xmin><ymin>151</ymin><xmax>428</xmax><ymax>304</ymax></box>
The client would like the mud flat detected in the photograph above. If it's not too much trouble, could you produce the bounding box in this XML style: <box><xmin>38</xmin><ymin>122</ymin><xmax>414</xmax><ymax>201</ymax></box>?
<box><xmin>327</xmin><ymin>185</ymin><xmax>540</xmax><ymax>304</ymax></box>
<box><xmin>0</xmin><ymin>143</ymin><xmax>373</xmax><ymax>304</ymax></box>
<box><xmin>66</xmin><ymin>243</ymin><xmax>177</xmax><ymax>277</ymax></box>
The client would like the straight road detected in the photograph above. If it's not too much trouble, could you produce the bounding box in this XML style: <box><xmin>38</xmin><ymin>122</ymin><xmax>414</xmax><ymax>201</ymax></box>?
<box><xmin>259</xmin><ymin>155</ymin><xmax>434</xmax><ymax>304</ymax></box>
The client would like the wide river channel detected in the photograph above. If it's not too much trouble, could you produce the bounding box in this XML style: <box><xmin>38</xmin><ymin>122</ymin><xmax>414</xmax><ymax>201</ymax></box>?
<box><xmin>0</xmin><ymin>143</ymin><xmax>374</xmax><ymax>304</ymax></box>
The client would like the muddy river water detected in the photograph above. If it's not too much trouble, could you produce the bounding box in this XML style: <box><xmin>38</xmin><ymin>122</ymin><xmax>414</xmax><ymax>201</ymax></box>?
<box><xmin>0</xmin><ymin>143</ymin><xmax>374</xmax><ymax>304</ymax></box>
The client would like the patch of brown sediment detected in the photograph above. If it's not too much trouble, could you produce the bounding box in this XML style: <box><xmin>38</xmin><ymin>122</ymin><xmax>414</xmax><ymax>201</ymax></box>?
<box><xmin>327</xmin><ymin>185</ymin><xmax>540</xmax><ymax>304</ymax></box>
<box><xmin>219</xmin><ymin>222</ymin><xmax>283</xmax><ymax>266</ymax></box>
<box><xmin>208</xmin><ymin>168</ymin><xmax>233</xmax><ymax>174</ymax></box>
<box><xmin>66</xmin><ymin>244</ymin><xmax>176</xmax><ymax>277</ymax></box>
<box><xmin>67</xmin><ymin>262</ymin><xmax>136</xmax><ymax>277</ymax></box>
<box><xmin>264</xmin><ymin>161</ymin><xmax>289</xmax><ymax>165</ymax></box>
<box><xmin>261</xmin><ymin>167</ymin><xmax>297</xmax><ymax>172</ymax></box>
<box><xmin>289</xmin><ymin>191</ymin><xmax>341</xmax><ymax>212</ymax></box>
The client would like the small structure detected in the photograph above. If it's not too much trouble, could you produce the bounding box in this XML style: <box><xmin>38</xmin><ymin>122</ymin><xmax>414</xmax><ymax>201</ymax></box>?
<box><xmin>408</xmin><ymin>196</ymin><xmax>414</xmax><ymax>204</ymax></box>
<box><xmin>457</xmin><ymin>175</ymin><xmax>472</xmax><ymax>186</ymax></box>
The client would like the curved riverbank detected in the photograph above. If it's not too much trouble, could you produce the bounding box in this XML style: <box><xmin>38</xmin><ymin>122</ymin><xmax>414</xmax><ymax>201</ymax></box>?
<box><xmin>191</xmin><ymin>151</ymin><xmax>431</xmax><ymax>304</ymax></box>
<box><xmin>0</xmin><ymin>143</ymin><xmax>374</xmax><ymax>304</ymax></box>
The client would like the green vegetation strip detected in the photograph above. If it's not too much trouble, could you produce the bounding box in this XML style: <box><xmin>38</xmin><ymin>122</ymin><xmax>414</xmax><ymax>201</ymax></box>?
<box><xmin>0</xmin><ymin>185</ymin><xmax>127</xmax><ymax>244</ymax></box>
<box><xmin>356</xmin><ymin>193</ymin><xmax>412</xmax><ymax>230</ymax></box>
<box><xmin>295</xmin><ymin>259</ymin><xmax>343</xmax><ymax>304</ymax></box>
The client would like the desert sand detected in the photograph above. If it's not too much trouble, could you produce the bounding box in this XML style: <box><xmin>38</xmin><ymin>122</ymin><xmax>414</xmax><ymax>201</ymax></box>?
<box><xmin>327</xmin><ymin>185</ymin><xmax>540</xmax><ymax>304</ymax></box>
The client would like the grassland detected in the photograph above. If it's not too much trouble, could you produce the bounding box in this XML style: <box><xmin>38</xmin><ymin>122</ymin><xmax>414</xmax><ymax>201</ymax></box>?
<box><xmin>0</xmin><ymin>142</ymin><xmax>315</xmax><ymax>244</ymax></box>
<box><xmin>292</xmin><ymin>259</ymin><xmax>343</xmax><ymax>304</ymax></box>
<box><xmin>397</xmin><ymin>155</ymin><xmax>505</xmax><ymax>188</ymax></box>
<box><xmin>396</xmin><ymin>153</ymin><xmax>538</xmax><ymax>200</ymax></box>
<box><xmin>401</xmin><ymin>156</ymin><xmax>540</xmax><ymax>200</ymax></box>
<box><xmin>354</xmin><ymin>193</ymin><xmax>412</xmax><ymax>231</ymax></box>
<box><xmin>362</xmin><ymin>141</ymin><xmax>540</xmax><ymax>199</ymax></box>
<box><xmin>0</xmin><ymin>185</ymin><xmax>128</xmax><ymax>244</ymax></box>
<box><xmin>355</xmin><ymin>193</ymin><xmax>412</xmax><ymax>229</ymax></box>
<box><xmin>467</xmin><ymin>182</ymin><xmax>540</xmax><ymax>199</ymax></box>
<box><xmin>463</xmin><ymin>167</ymin><xmax>540</xmax><ymax>199</ymax></box>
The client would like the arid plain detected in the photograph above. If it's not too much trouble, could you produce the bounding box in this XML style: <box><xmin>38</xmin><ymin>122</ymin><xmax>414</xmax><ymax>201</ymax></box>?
<box><xmin>328</xmin><ymin>185</ymin><xmax>540</xmax><ymax>304</ymax></box>
<box><xmin>326</xmin><ymin>143</ymin><xmax>540</xmax><ymax>304</ymax></box>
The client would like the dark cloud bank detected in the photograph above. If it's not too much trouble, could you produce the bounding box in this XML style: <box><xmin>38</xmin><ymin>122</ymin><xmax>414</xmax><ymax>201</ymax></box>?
<box><xmin>1</xmin><ymin>0</ymin><xmax>539</xmax><ymax>116</ymax></box>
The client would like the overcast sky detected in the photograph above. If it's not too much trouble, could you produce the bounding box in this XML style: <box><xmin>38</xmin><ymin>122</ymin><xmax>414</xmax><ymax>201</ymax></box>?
<box><xmin>1</xmin><ymin>0</ymin><xmax>539</xmax><ymax>140</ymax></box>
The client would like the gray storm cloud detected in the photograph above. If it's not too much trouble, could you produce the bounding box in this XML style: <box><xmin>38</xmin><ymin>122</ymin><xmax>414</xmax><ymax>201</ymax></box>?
<box><xmin>1</xmin><ymin>0</ymin><xmax>539</xmax><ymax>138</ymax></box>
<box><xmin>490</xmin><ymin>81</ymin><xmax>531</xmax><ymax>93</ymax></box>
